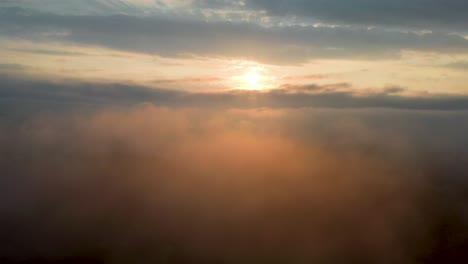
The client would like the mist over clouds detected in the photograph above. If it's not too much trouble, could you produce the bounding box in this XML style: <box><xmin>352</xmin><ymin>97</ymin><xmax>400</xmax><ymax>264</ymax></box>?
<box><xmin>1</xmin><ymin>77</ymin><xmax>468</xmax><ymax>263</ymax></box>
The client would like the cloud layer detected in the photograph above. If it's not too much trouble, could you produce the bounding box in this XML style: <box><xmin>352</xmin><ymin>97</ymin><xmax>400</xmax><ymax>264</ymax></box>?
<box><xmin>2</xmin><ymin>76</ymin><xmax>468</xmax><ymax>114</ymax></box>
<box><xmin>7</xmin><ymin>0</ymin><xmax>468</xmax><ymax>31</ymax></box>
<box><xmin>1</xmin><ymin>75</ymin><xmax>468</xmax><ymax>263</ymax></box>
<box><xmin>1</xmin><ymin>104</ymin><xmax>468</xmax><ymax>263</ymax></box>
<box><xmin>2</xmin><ymin>6</ymin><xmax>468</xmax><ymax>64</ymax></box>
<box><xmin>246</xmin><ymin>0</ymin><xmax>468</xmax><ymax>31</ymax></box>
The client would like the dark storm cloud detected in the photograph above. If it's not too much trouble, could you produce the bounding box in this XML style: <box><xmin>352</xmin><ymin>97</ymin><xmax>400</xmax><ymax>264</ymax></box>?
<box><xmin>2</xmin><ymin>76</ymin><xmax>468</xmax><ymax>113</ymax></box>
<box><xmin>245</xmin><ymin>0</ymin><xmax>468</xmax><ymax>31</ymax></box>
<box><xmin>2</xmin><ymin>7</ymin><xmax>468</xmax><ymax>64</ymax></box>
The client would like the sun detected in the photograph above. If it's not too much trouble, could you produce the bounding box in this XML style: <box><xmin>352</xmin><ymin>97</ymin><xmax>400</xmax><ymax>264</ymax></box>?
<box><xmin>231</xmin><ymin>64</ymin><xmax>273</xmax><ymax>90</ymax></box>
<box><xmin>243</xmin><ymin>70</ymin><xmax>260</xmax><ymax>90</ymax></box>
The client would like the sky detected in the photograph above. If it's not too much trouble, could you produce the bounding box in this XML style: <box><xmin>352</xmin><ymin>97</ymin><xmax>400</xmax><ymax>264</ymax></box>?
<box><xmin>1</xmin><ymin>1</ymin><xmax>468</xmax><ymax>263</ymax></box>
<box><xmin>1</xmin><ymin>0</ymin><xmax>468</xmax><ymax>94</ymax></box>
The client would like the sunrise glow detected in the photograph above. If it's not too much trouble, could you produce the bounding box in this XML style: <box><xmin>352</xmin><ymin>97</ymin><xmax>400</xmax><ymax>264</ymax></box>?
<box><xmin>243</xmin><ymin>70</ymin><xmax>260</xmax><ymax>90</ymax></box>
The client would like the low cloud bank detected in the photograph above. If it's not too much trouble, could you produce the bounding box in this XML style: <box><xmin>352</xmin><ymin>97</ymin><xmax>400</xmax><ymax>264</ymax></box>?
<box><xmin>1</xmin><ymin>105</ymin><xmax>467</xmax><ymax>263</ymax></box>
<box><xmin>2</xmin><ymin>77</ymin><xmax>468</xmax><ymax>114</ymax></box>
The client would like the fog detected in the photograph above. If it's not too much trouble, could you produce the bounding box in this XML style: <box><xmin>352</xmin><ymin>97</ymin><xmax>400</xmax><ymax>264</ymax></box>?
<box><xmin>1</xmin><ymin>105</ymin><xmax>467</xmax><ymax>263</ymax></box>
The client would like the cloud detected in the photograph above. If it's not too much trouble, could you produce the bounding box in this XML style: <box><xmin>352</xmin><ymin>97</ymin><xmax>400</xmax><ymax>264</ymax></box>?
<box><xmin>0</xmin><ymin>64</ymin><xmax>29</xmax><ymax>71</ymax></box>
<box><xmin>0</xmin><ymin>0</ymin><xmax>148</xmax><ymax>15</ymax></box>
<box><xmin>1</xmin><ymin>104</ymin><xmax>468</xmax><ymax>263</ymax></box>
<box><xmin>2</xmin><ymin>7</ymin><xmax>468</xmax><ymax>64</ymax></box>
<box><xmin>281</xmin><ymin>74</ymin><xmax>329</xmax><ymax>81</ymax></box>
<box><xmin>444</xmin><ymin>61</ymin><xmax>468</xmax><ymax>70</ymax></box>
<box><xmin>2</xmin><ymin>76</ymin><xmax>468</xmax><ymax>114</ymax></box>
<box><xmin>152</xmin><ymin>76</ymin><xmax>223</xmax><ymax>85</ymax></box>
<box><xmin>246</xmin><ymin>0</ymin><xmax>468</xmax><ymax>31</ymax></box>
<box><xmin>5</xmin><ymin>0</ymin><xmax>468</xmax><ymax>33</ymax></box>
<box><xmin>381</xmin><ymin>86</ymin><xmax>407</xmax><ymax>94</ymax></box>
<box><xmin>9</xmin><ymin>47</ymin><xmax>89</xmax><ymax>56</ymax></box>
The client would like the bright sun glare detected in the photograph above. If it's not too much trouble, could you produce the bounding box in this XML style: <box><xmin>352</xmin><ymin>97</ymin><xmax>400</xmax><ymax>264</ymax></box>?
<box><xmin>243</xmin><ymin>70</ymin><xmax>260</xmax><ymax>90</ymax></box>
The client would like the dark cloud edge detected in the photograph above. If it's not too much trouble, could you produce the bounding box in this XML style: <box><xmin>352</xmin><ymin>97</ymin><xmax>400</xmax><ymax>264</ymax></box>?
<box><xmin>1</xmin><ymin>75</ymin><xmax>468</xmax><ymax>113</ymax></box>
